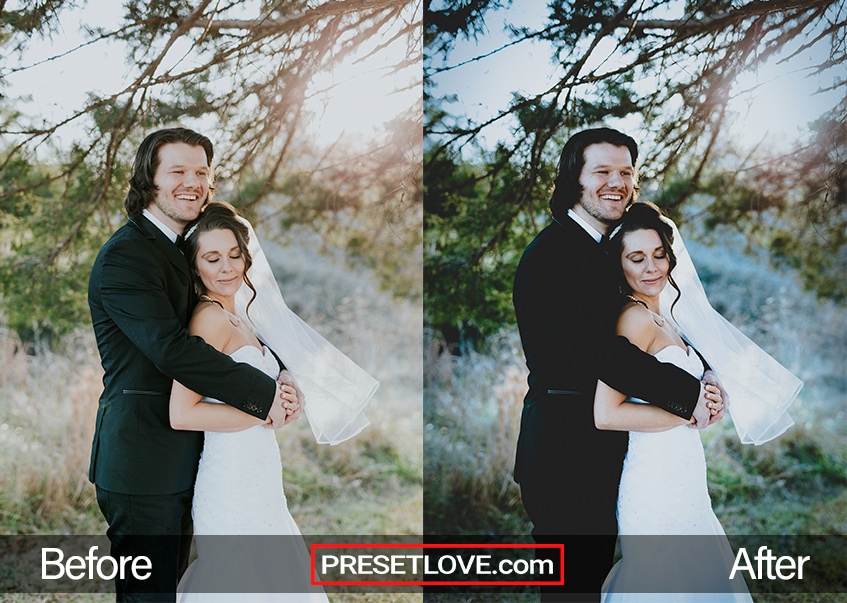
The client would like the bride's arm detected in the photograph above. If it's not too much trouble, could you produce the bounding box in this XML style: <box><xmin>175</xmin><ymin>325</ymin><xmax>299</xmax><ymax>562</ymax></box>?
<box><xmin>594</xmin><ymin>306</ymin><xmax>694</xmax><ymax>432</ymax></box>
<box><xmin>594</xmin><ymin>379</ymin><xmax>694</xmax><ymax>432</ymax></box>
<box><xmin>169</xmin><ymin>308</ymin><xmax>270</xmax><ymax>432</ymax></box>
<box><xmin>170</xmin><ymin>381</ymin><xmax>271</xmax><ymax>432</ymax></box>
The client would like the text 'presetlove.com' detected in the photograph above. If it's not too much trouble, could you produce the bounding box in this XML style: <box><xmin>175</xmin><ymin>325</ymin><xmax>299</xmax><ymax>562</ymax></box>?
<box><xmin>311</xmin><ymin>544</ymin><xmax>563</xmax><ymax>586</ymax></box>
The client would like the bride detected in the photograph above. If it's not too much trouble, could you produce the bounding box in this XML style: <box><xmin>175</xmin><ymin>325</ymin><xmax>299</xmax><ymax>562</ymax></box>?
<box><xmin>594</xmin><ymin>202</ymin><xmax>800</xmax><ymax>601</ymax></box>
<box><xmin>169</xmin><ymin>201</ymin><xmax>377</xmax><ymax>600</ymax></box>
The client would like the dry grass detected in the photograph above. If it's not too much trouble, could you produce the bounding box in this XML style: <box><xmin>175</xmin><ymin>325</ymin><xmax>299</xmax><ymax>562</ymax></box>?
<box><xmin>423</xmin><ymin>329</ymin><xmax>531</xmax><ymax>536</ymax></box>
<box><xmin>0</xmin><ymin>327</ymin><xmax>102</xmax><ymax>534</ymax></box>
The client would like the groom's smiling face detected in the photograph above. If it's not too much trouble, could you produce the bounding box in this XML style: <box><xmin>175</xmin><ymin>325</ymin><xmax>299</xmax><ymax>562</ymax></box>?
<box><xmin>149</xmin><ymin>142</ymin><xmax>212</xmax><ymax>233</ymax></box>
<box><xmin>573</xmin><ymin>143</ymin><xmax>635</xmax><ymax>233</ymax></box>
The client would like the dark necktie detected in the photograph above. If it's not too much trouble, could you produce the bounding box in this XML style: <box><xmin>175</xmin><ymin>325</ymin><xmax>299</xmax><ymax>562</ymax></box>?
<box><xmin>599</xmin><ymin>233</ymin><xmax>610</xmax><ymax>256</ymax></box>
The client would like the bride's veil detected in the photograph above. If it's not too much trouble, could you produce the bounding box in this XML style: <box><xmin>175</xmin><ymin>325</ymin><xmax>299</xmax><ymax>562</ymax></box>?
<box><xmin>659</xmin><ymin>218</ymin><xmax>801</xmax><ymax>445</ymax></box>
<box><xmin>234</xmin><ymin>218</ymin><xmax>378</xmax><ymax>445</ymax></box>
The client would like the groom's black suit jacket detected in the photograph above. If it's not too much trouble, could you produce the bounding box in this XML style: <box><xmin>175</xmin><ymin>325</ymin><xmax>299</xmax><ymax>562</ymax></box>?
<box><xmin>88</xmin><ymin>215</ymin><xmax>277</xmax><ymax>495</ymax></box>
<box><xmin>513</xmin><ymin>215</ymin><xmax>700</xmax><ymax>536</ymax></box>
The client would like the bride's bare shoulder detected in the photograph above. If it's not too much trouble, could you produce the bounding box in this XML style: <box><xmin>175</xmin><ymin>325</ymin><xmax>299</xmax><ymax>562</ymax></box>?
<box><xmin>616</xmin><ymin>302</ymin><xmax>657</xmax><ymax>352</ymax></box>
<box><xmin>188</xmin><ymin>303</ymin><xmax>232</xmax><ymax>351</ymax></box>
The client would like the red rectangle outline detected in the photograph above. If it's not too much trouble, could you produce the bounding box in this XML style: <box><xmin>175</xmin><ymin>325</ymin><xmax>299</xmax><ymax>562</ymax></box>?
<box><xmin>310</xmin><ymin>543</ymin><xmax>564</xmax><ymax>586</ymax></box>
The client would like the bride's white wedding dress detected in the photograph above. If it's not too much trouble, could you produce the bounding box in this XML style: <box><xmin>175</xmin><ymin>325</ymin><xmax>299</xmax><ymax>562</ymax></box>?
<box><xmin>601</xmin><ymin>345</ymin><xmax>752</xmax><ymax>602</ymax></box>
<box><xmin>178</xmin><ymin>345</ymin><xmax>329</xmax><ymax>602</ymax></box>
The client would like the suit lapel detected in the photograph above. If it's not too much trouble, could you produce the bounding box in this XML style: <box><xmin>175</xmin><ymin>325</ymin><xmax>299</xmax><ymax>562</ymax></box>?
<box><xmin>555</xmin><ymin>216</ymin><xmax>599</xmax><ymax>249</ymax></box>
<box><xmin>554</xmin><ymin>214</ymin><xmax>618</xmax><ymax>304</ymax></box>
<box><xmin>129</xmin><ymin>215</ymin><xmax>190</xmax><ymax>277</ymax></box>
<box><xmin>553</xmin><ymin>214</ymin><xmax>607</xmax><ymax>259</ymax></box>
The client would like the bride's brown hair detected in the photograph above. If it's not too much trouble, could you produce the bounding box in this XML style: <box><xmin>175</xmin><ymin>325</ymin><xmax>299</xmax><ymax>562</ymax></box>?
<box><xmin>182</xmin><ymin>201</ymin><xmax>257</xmax><ymax>314</ymax></box>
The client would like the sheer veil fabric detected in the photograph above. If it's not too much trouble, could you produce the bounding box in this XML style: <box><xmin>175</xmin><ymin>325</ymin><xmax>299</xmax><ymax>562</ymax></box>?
<box><xmin>659</xmin><ymin>218</ymin><xmax>801</xmax><ymax>444</ymax></box>
<box><xmin>235</xmin><ymin>218</ymin><xmax>378</xmax><ymax>445</ymax></box>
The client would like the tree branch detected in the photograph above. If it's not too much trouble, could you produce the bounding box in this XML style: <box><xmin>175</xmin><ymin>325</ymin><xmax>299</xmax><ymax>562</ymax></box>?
<box><xmin>619</xmin><ymin>0</ymin><xmax>833</xmax><ymax>34</ymax></box>
<box><xmin>137</xmin><ymin>0</ymin><xmax>410</xmax><ymax>36</ymax></box>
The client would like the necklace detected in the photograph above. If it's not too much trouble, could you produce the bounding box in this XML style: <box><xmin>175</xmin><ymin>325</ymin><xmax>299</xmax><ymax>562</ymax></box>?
<box><xmin>626</xmin><ymin>294</ymin><xmax>665</xmax><ymax>327</ymax></box>
<box><xmin>199</xmin><ymin>294</ymin><xmax>241</xmax><ymax>327</ymax></box>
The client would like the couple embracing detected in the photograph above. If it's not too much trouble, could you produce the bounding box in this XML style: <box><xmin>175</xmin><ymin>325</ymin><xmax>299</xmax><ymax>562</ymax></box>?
<box><xmin>88</xmin><ymin>128</ymin><xmax>376</xmax><ymax>601</ymax></box>
<box><xmin>513</xmin><ymin>128</ymin><xmax>801</xmax><ymax>602</ymax></box>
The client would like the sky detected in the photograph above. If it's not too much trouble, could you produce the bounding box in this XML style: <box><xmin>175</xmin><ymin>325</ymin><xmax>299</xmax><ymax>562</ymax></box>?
<box><xmin>427</xmin><ymin>2</ymin><xmax>843</xmax><ymax>155</ymax></box>
<box><xmin>7</xmin><ymin>2</ymin><xmax>838</xmax><ymax>159</ymax></box>
<box><xmin>3</xmin><ymin>1</ymin><xmax>126</xmax><ymax>143</ymax></box>
<box><xmin>3</xmin><ymin>0</ymin><xmax>419</xmax><ymax>153</ymax></box>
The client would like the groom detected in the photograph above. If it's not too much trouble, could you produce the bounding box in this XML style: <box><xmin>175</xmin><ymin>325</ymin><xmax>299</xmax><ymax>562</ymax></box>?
<box><xmin>88</xmin><ymin>127</ymin><xmax>300</xmax><ymax>602</ymax></box>
<box><xmin>513</xmin><ymin>127</ymin><xmax>721</xmax><ymax>602</ymax></box>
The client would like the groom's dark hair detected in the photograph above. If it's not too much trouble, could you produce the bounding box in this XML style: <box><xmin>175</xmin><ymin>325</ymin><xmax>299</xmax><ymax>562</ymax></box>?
<box><xmin>549</xmin><ymin>127</ymin><xmax>639</xmax><ymax>220</ymax></box>
<box><xmin>124</xmin><ymin>127</ymin><xmax>215</xmax><ymax>217</ymax></box>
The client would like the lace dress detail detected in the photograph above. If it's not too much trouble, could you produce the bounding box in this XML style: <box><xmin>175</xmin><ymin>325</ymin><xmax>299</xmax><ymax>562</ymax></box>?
<box><xmin>178</xmin><ymin>346</ymin><xmax>328</xmax><ymax>602</ymax></box>
<box><xmin>602</xmin><ymin>345</ymin><xmax>752</xmax><ymax>602</ymax></box>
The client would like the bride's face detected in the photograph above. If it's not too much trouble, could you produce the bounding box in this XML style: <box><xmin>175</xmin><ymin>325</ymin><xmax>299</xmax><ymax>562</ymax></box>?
<box><xmin>621</xmin><ymin>228</ymin><xmax>670</xmax><ymax>298</ymax></box>
<box><xmin>194</xmin><ymin>228</ymin><xmax>246</xmax><ymax>298</ymax></box>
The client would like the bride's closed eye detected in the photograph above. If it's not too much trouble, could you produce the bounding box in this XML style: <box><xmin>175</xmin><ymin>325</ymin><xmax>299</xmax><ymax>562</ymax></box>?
<box><xmin>629</xmin><ymin>252</ymin><xmax>666</xmax><ymax>263</ymax></box>
<box><xmin>206</xmin><ymin>255</ymin><xmax>241</xmax><ymax>263</ymax></box>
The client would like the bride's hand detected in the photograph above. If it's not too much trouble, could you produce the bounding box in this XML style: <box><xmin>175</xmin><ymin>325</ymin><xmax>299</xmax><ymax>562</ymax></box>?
<box><xmin>277</xmin><ymin>370</ymin><xmax>305</xmax><ymax>410</ymax></box>
<box><xmin>702</xmin><ymin>370</ymin><xmax>728</xmax><ymax>424</ymax></box>
<box><xmin>703</xmin><ymin>383</ymin><xmax>722</xmax><ymax>413</ymax></box>
<box><xmin>280</xmin><ymin>383</ymin><xmax>303</xmax><ymax>425</ymax></box>
<box><xmin>278</xmin><ymin>384</ymin><xmax>300</xmax><ymax>414</ymax></box>
<box><xmin>265</xmin><ymin>384</ymin><xmax>289</xmax><ymax>429</ymax></box>
<box><xmin>690</xmin><ymin>383</ymin><xmax>712</xmax><ymax>429</ymax></box>
<box><xmin>276</xmin><ymin>370</ymin><xmax>304</xmax><ymax>426</ymax></box>
<box><xmin>265</xmin><ymin>383</ymin><xmax>301</xmax><ymax>428</ymax></box>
